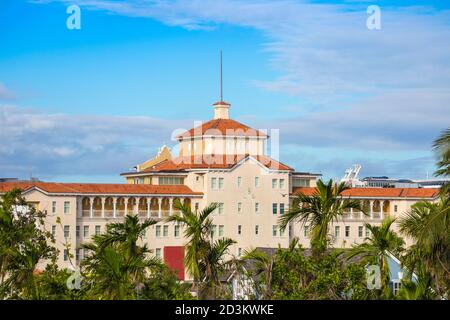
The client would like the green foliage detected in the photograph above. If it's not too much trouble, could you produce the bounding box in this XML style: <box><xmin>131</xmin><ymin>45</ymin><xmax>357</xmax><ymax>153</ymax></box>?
<box><xmin>279</xmin><ymin>179</ymin><xmax>364</xmax><ymax>254</ymax></box>
<box><xmin>165</xmin><ymin>201</ymin><xmax>235</xmax><ymax>299</ymax></box>
<box><xmin>244</xmin><ymin>241</ymin><xmax>370</xmax><ymax>300</ymax></box>
<box><xmin>0</xmin><ymin>189</ymin><xmax>58</xmax><ymax>299</ymax></box>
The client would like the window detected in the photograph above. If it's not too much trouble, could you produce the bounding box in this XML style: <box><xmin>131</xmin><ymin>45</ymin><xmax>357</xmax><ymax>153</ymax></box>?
<box><xmin>238</xmin><ymin>248</ymin><xmax>242</xmax><ymax>257</ymax></box>
<box><xmin>76</xmin><ymin>226</ymin><xmax>80</xmax><ymax>238</ymax></box>
<box><xmin>272</xmin><ymin>179</ymin><xmax>278</xmax><ymax>189</ymax></box>
<box><xmin>365</xmin><ymin>226</ymin><xmax>370</xmax><ymax>237</ymax></box>
<box><xmin>345</xmin><ymin>226</ymin><xmax>350</xmax><ymax>238</ymax></box>
<box><xmin>293</xmin><ymin>179</ymin><xmax>310</xmax><ymax>187</ymax></box>
<box><xmin>358</xmin><ymin>226</ymin><xmax>363</xmax><ymax>238</ymax></box>
<box><xmin>237</xmin><ymin>225</ymin><xmax>242</xmax><ymax>235</ymax></box>
<box><xmin>392</xmin><ymin>281</ymin><xmax>401</xmax><ymax>295</ymax></box>
<box><xmin>280</xmin><ymin>227</ymin><xmax>285</xmax><ymax>237</ymax></box>
<box><xmin>237</xmin><ymin>177</ymin><xmax>242</xmax><ymax>187</ymax></box>
<box><xmin>218</xmin><ymin>203</ymin><xmax>224</xmax><ymax>215</ymax></box>
<box><xmin>272</xmin><ymin>225</ymin><xmax>278</xmax><ymax>237</ymax></box>
<box><xmin>52</xmin><ymin>225</ymin><xmax>56</xmax><ymax>237</ymax></box>
<box><xmin>174</xmin><ymin>225</ymin><xmax>180</xmax><ymax>237</ymax></box>
<box><xmin>83</xmin><ymin>248</ymin><xmax>89</xmax><ymax>259</ymax></box>
<box><xmin>304</xmin><ymin>225</ymin><xmax>309</xmax><ymax>237</ymax></box>
<box><xmin>76</xmin><ymin>249</ymin><xmax>80</xmax><ymax>261</ymax></box>
<box><xmin>255</xmin><ymin>202</ymin><xmax>260</xmax><ymax>214</ymax></box>
<box><xmin>163</xmin><ymin>225</ymin><xmax>169</xmax><ymax>237</ymax></box>
<box><xmin>279</xmin><ymin>179</ymin><xmax>285</xmax><ymax>189</ymax></box>
<box><xmin>64</xmin><ymin>201</ymin><xmax>70</xmax><ymax>214</ymax></box>
<box><xmin>272</xmin><ymin>203</ymin><xmax>278</xmax><ymax>215</ymax></box>
<box><xmin>83</xmin><ymin>226</ymin><xmax>89</xmax><ymax>238</ymax></box>
<box><xmin>237</xmin><ymin>202</ymin><xmax>242</xmax><ymax>214</ymax></box>
<box><xmin>219</xmin><ymin>225</ymin><xmax>224</xmax><ymax>237</ymax></box>
<box><xmin>335</xmin><ymin>226</ymin><xmax>340</xmax><ymax>238</ymax></box>
<box><xmin>52</xmin><ymin>201</ymin><xmax>56</xmax><ymax>214</ymax></box>
<box><xmin>211</xmin><ymin>225</ymin><xmax>217</xmax><ymax>238</ymax></box>
<box><xmin>139</xmin><ymin>177</ymin><xmax>145</xmax><ymax>184</ymax></box>
<box><xmin>218</xmin><ymin>178</ymin><xmax>224</xmax><ymax>190</ymax></box>
<box><xmin>95</xmin><ymin>225</ymin><xmax>101</xmax><ymax>235</ymax></box>
<box><xmin>255</xmin><ymin>177</ymin><xmax>259</xmax><ymax>187</ymax></box>
<box><xmin>255</xmin><ymin>225</ymin><xmax>259</xmax><ymax>235</ymax></box>
<box><xmin>159</xmin><ymin>177</ymin><xmax>184</xmax><ymax>185</ymax></box>
<box><xmin>280</xmin><ymin>203</ymin><xmax>285</xmax><ymax>215</ymax></box>
<box><xmin>63</xmin><ymin>250</ymin><xmax>69</xmax><ymax>262</ymax></box>
<box><xmin>156</xmin><ymin>225</ymin><xmax>161</xmax><ymax>237</ymax></box>
<box><xmin>211</xmin><ymin>178</ymin><xmax>217</xmax><ymax>190</ymax></box>
<box><xmin>155</xmin><ymin>248</ymin><xmax>161</xmax><ymax>259</ymax></box>
<box><xmin>64</xmin><ymin>225</ymin><xmax>70</xmax><ymax>238</ymax></box>
<box><xmin>195</xmin><ymin>202</ymin><xmax>199</xmax><ymax>211</ymax></box>
<box><xmin>394</xmin><ymin>205</ymin><xmax>398</xmax><ymax>213</ymax></box>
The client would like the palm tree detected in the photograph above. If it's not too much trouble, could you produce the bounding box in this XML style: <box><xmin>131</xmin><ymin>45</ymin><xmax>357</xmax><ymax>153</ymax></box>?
<box><xmin>82</xmin><ymin>214</ymin><xmax>160</xmax><ymax>299</ymax></box>
<box><xmin>198</xmin><ymin>238</ymin><xmax>236</xmax><ymax>299</ymax></box>
<box><xmin>165</xmin><ymin>202</ymin><xmax>216</xmax><ymax>284</ymax></box>
<box><xmin>433</xmin><ymin>127</ymin><xmax>450</xmax><ymax>177</ymax></box>
<box><xmin>165</xmin><ymin>201</ymin><xmax>235</xmax><ymax>299</ymax></box>
<box><xmin>241</xmin><ymin>248</ymin><xmax>274</xmax><ymax>299</ymax></box>
<box><xmin>95</xmin><ymin>214</ymin><xmax>156</xmax><ymax>257</ymax></box>
<box><xmin>396</xmin><ymin>264</ymin><xmax>436</xmax><ymax>300</ymax></box>
<box><xmin>398</xmin><ymin>196</ymin><xmax>450</xmax><ymax>296</ymax></box>
<box><xmin>347</xmin><ymin>217</ymin><xmax>404</xmax><ymax>298</ymax></box>
<box><xmin>279</xmin><ymin>179</ymin><xmax>364</xmax><ymax>254</ymax></box>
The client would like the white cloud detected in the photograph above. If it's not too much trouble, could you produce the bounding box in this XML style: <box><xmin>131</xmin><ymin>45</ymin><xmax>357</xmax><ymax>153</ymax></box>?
<box><xmin>0</xmin><ymin>104</ymin><xmax>189</xmax><ymax>180</ymax></box>
<box><xmin>0</xmin><ymin>83</ymin><xmax>16</xmax><ymax>100</ymax></box>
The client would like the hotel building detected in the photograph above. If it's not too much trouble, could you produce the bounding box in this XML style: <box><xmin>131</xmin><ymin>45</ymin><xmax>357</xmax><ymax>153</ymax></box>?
<box><xmin>0</xmin><ymin>100</ymin><xmax>440</xmax><ymax>279</ymax></box>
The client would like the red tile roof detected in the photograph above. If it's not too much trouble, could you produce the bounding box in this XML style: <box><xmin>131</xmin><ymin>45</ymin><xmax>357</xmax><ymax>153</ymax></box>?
<box><xmin>0</xmin><ymin>182</ymin><xmax>202</xmax><ymax>196</ymax></box>
<box><xmin>139</xmin><ymin>154</ymin><xmax>294</xmax><ymax>172</ymax></box>
<box><xmin>177</xmin><ymin>119</ymin><xmax>268</xmax><ymax>139</ymax></box>
<box><xmin>291</xmin><ymin>187</ymin><xmax>440</xmax><ymax>199</ymax></box>
<box><xmin>213</xmin><ymin>101</ymin><xmax>231</xmax><ymax>106</ymax></box>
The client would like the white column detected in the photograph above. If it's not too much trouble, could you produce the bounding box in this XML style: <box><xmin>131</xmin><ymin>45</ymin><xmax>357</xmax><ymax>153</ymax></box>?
<box><xmin>169</xmin><ymin>198</ymin><xmax>173</xmax><ymax>216</ymax></box>
<box><xmin>370</xmin><ymin>200</ymin><xmax>373</xmax><ymax>220</ymax></box>
<box><xmin>135</xmin><ymin>197</ymin><xmax>141</xmax><ymax>215</ymax></box>
<box><xmin>76</xmin><ymin>197</ymin><xmax>82</xmax><ymax>218</ymax></box>
<box><xmin>147</xmin><ymin>198</ymin><xmax>151</xmax><ymax>218</ymax></box>
<box><xmin>101</xmin><ymin>198</ymin><xmax>105</xmax><ymax>218</ymax></box>
<box><xmin>124</xmin><ymin>197</ymin><xmax>129</xmax><ymax>216</ymax></box>
<box><xmin>89</xmin><ymin>197</ymin><xmax>94</xmax><ymax>219</ymax></box>
<box><xmin>113</xmin><ymin>198</ymin><xmax>117</xmax><ymax>218</ymax></box>
<box><xmin>158</xmin><ymin>198</ymin><xmax>162</xmax><ymax>218</ymax></box>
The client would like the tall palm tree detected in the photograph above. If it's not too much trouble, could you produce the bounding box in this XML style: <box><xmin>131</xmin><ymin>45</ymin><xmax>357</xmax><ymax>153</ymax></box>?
<box><xmin>347</xmin><ymin>217</ymin><xmax>404</xmax><ymax>298</ymax></box>
<box><xmin>95</xmin><ymin>214</ymin><xmax>156</xmax><ymax>257</ymax></box>
<box><xmin>165</xmin><ymin>201</ymin><xmax>235</xmax><ymax>299</ymax></box>
<box><xmin>82</xmin><ymin>240</ymin><xmax>160</xmax><ymax>299</ymax></box>
<box><xmin>82</xmin><ymin>214</ymin><xmax>160</xmax><ymax>299</ymax></box>
<box><xmin>165</xmin><ymin>201</ymin><xmax>217</xmax><ymax>284</ymax></box>
<box><xmin>198</xmin><ymin>238</ymin><xmax>236</xmax><ymax>299</ymax></box>
<box><xmin>241</xmin><ymin>248</ymin><xmax>274</xmax><ymax>299</ymax></box>
<box><xmin>433</xmin><ymin>127</ymin><xmax>450</xmax><ymax>177</ymax></box>
<box><xmin>398</xmin><ymin>196</ymin><xmax>450</xmax><ymax>296</ymax></box>
<box><xmin>279</xmin><ymin>179</ymin><xmax>364</xmax><ymax>254</ymax></box>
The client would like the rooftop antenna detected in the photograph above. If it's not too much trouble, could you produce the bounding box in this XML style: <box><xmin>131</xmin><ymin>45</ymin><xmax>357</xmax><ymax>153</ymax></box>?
<box><xmin>220</xmin><ymin>50</ymin><xmax>223</xmax><ymax>102</ymax></box>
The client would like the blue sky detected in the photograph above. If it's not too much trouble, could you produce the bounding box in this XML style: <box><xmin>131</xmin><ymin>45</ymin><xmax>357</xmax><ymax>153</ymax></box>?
<box><xmin>1</xmin><ymin>0</ymin><xmax>449</xmax><ymax>182</ymax></box>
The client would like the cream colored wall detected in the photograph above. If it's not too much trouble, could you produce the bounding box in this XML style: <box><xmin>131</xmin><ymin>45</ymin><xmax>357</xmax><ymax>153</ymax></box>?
<box><xmin>179</xmin><ymin>137</ymin><xmax>265</xmax><ymax>157</ymax></box>
<box><xmin>20</xmin><ymin>190</ymin><xmax>79</xmax><ymax>269</ymax></box>
<box><xmin>200</xmin><ymin>159</ymin><xmax>291</xmax><ymax>256</ymax></box>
